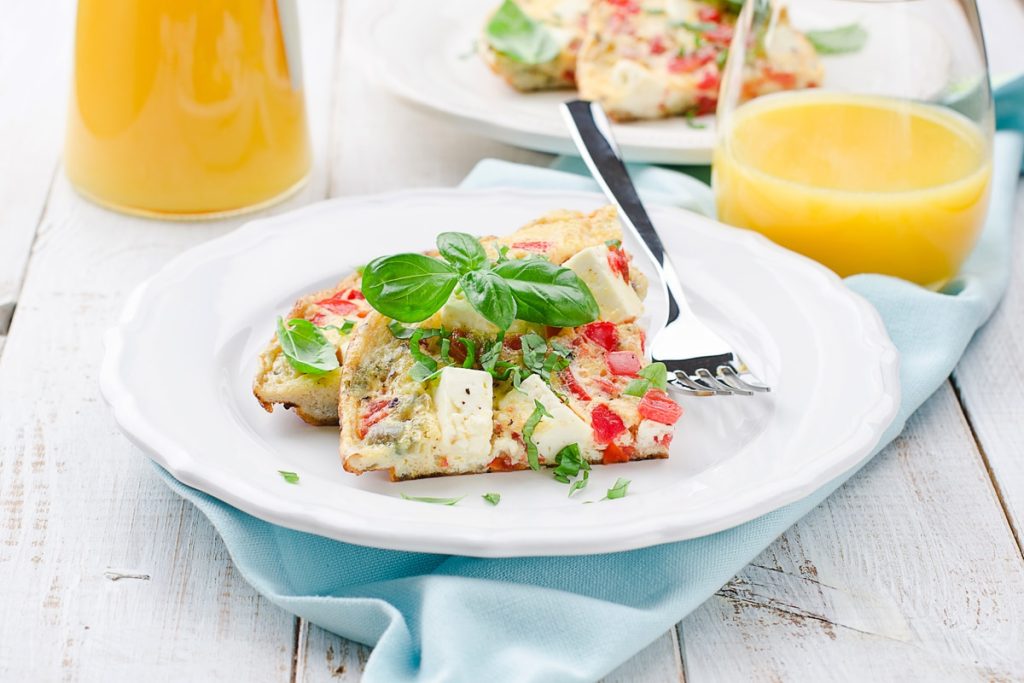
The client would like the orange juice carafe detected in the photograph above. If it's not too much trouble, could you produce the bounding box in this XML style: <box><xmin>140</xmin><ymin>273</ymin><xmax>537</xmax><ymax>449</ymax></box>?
<box><xmin>65</xmin><ymin>0</ymin><xmax>311</xmax><ymax>218</ymax></box>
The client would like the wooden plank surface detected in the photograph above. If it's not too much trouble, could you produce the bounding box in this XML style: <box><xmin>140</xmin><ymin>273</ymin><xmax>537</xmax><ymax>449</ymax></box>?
<box><xmin>0</xmin><ymin>0</ymin><xmax>1021</xmax><ymax>680</ymax></box>
<box><xmin>0</xmin><ymin>0</ymin><xmax>341</xmax><ymax>679</ymax></box>
<box><xmin>679</xmin><ymin>384</ymin><xmax>1024</xmax><ymax>680</ymax></box>
<box><xmin>0</xmin><ymin>0</ymin><xmax>76</xmax><ymax>335</ymax></box>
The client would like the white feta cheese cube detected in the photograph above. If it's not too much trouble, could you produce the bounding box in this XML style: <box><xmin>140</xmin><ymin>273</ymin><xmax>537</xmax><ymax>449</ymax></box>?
<box><xmin>433</xmin><ymin>367</ymin><xmax>494</xmax><ymax>469</ymax></box>
<box><xmin>497</xmin><ymin>375</ymin><xmax>595</xmax><ymax>463</ymax></box>
<box><xmin>564</xmin><ymin>245</ymin><xmax>644</xmax><ymax>323</ymax></box>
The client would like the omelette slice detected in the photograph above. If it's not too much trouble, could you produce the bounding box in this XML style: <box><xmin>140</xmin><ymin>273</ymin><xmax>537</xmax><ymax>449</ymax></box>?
<box><xmin>254</xmin><ymin>207</ymin><xmax>624</xmax><ymax>425</ymax></box>
<box><xmin>339</xmin><ymin>208</ymin><xmax>681</xmax><ymax>481</ymax></box>
<box><xmin>576</xmin><ymin>0</ymin><xmax>822</xmax><ymax>121</ymax></box>
<box><xmin>479</xmin><ymin>0</ymin><xmax>589</xmax><ymax>92</ymax></box>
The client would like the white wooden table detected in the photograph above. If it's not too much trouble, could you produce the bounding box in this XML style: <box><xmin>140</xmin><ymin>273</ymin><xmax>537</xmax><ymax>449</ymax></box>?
<box><xmin>2</xmin><ymin>1</ymin><xmax>1023</xmax><ymax>680</ymax></box>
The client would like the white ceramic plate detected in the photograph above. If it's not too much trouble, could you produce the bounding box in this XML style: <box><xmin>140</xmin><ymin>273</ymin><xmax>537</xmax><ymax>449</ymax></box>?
<box><xmin>359</xmin><ymin>0</ymin><xmax>950</xmax><ymax>164</ymax></box>
<box><xmin>101</xmin><ymin>189</ymin><xmax>899</xmax><ymax>557</ymax></box>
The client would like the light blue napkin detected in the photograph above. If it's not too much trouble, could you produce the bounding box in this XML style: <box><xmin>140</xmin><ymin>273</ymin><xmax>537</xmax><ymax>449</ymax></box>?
<box><xmin>154</xmin><ymin>81</ymin><xmax>1024</xmax><ymax>682</ymax></box>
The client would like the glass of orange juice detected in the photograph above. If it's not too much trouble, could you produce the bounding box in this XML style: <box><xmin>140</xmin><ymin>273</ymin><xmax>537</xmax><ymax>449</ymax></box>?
<box><xmin>713</xmin><ymin>0</ymin><xmax>994</xmax><ymax>289</ymax></box>
<box><xmin>65</xmin><ymin>0</ymin><xmax>311</xmax><ymax>219</ymax></box>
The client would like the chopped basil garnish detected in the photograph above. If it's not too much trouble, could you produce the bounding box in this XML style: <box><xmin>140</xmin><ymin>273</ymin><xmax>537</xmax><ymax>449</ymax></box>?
<box><xmin>400</xmin><ymin>493</ymin><xmax>463</xmax><ymax>506</ymax></box>
<box><xmin>553</xmin><ymin>443</ymin><xmax>591</xmax><ymax>495</ymax></box>
<box><xmin>522</xmin><ymin>399</ymin><xmax>551</xmax><ymax>471</ymax></box>
<box><xmin>605</xmin><ymin>478</ymin><xmax>631</xmax><ymax>500</ymax></box>
<box><xmin>485</xmin><ymin>0</ymin><xmax>562</xmax><ymax>65</ymax></box>
<box><xmin>363</xmin><ymin>233</ymin><xmax>597</xmax><ymax>331</ymax></box>
<box><xmin>685</xmin><ymin>111</ymin><xmax>707</xmax><ymax>129</ymax></box>
<box><xmin>806</xmin><ymin>23</ymin><xmax>867</xmax><ymax>55</ymax></box>
<box><xmin>278</xmin><ymin>470</ymin><xmax>300</xmax><ymax>484</ymax></box>
<box><xmin>276</xmin><ymin>317</ymin><xmax>339</xmax><ymax>376</ymax></box>
<box><xmin>674</xmin><ymin>20</ymin><xmax>717</xmax><ymax>33</ymax></box>
<box><xmin>458</xmin><ymin>337</ymin><xmax>477</xmax><ymax>369</ymax></box>
<box><xmin>624</xmin><ymin>362</ymin><xmax>669</xmax><ymax>397</ymax></box>
<box><xmin>321</xmin><ymin>319</ymin><xmax>356</xmax><ymax>335</ymax></box>
<box><xmin>605</xmin><ymin>239</ymin><xmax>622</xmax><ymax>249</ymax></box>
<box><xmin>482</xmin><ymin>492</ymin><xmax>502</xmax><ymax>506</ymax></box>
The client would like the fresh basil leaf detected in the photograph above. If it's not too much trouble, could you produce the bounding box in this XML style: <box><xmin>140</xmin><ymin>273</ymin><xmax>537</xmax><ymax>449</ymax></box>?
<box><xmin>278</xmin><ymin>470</ymin><xmax>300</xmax><ymax>484</ymax></box>
<box><xmin>623</xmin><ymin>378</ymin><xmax>651</xmax><ymax>398</ymax></box>
<box><xmin>496</xmin><ymin>245</ymin><xmax>511</xmax><ymax>263</ymax></box>
<box><xmin>638</xmin><ymin>362</ymin><xmax>668</xmax><ymax>390</ymax></box>
<box><xmin>806</xmin><ymin>23</ymin><xmax>867</xmax><ymax>55</ymax></box>
<box><xmin>276</xmin><ymin>317</ymin><xmax>339</xmax><ymax>375</ymax></box>
<box><xmin>482</xmin><ymin>492</ymin><xmax>501</xmax><ymax>506</ymax></box>
<box><xmin>460</xmin><ymin>270</ymin><xmax>516</xmax><ymax>331</ymax></box>
<box><xmin>523</xmin><ymin>399</ymin><xmax>551</xmax><ymax>471</ymax></box>
<box><xmin>493</xmin><ymin>259</ymin><xmax>599</xmax><ymax>327</ymax></box>
<box><xmin>437</xmin><ymin>232</ymin><xmax>488</xmax><ymax>273</ymax></box>
<box><xmin>400</xmin><ymin>493</ymin><xmax>463</xmax><ymax>506</ymax></box>
<box><xmin>440</xmin><ymin>337</ymin><xmax>452</xmax><ymax>364</ymax></box>
<box><xmin>361</xmin><ymin>253</ymin><xmax>458</xmax><ymax>323</ymax></box>
<box><xmin>485</xmin><ymin>0</ymin><xmax>561</xmax><ymax>65</ymax></box>
<box><xmin>605</xmin><ymin>477</ymin><xmax>631</xmax><ymax>500</ymax></box>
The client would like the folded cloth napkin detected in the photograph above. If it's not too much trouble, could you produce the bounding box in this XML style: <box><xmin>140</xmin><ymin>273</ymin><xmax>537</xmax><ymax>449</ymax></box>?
<box><xmin>154</xmin><ymin>80</ymin><xmax>1024</xmax><ymax>682</ymax></box>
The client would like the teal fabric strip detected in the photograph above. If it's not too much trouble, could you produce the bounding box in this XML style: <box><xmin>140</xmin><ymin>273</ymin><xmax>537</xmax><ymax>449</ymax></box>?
<box><xmin>152</xmin><ymin>83</ymin><xmax>1023</xmax><ymax>682</ymax></box>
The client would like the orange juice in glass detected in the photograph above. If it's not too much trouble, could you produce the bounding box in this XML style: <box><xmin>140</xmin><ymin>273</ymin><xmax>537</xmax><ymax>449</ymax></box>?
<box><xmin>65</xmin><ymin>0</ymin><xmax>311</xmax><ymax>219</ymax></box>
<box><xmin>713</xmin><ymin>0</ymin><xmax>994</xmax><ymax>289</ymax></box>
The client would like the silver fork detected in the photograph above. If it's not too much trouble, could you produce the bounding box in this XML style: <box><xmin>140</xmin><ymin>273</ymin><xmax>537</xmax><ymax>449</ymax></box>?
<box><xmin>561</xmin><ymin>100</ymin><xmax>770</xmax><ymax>397</ymax></box>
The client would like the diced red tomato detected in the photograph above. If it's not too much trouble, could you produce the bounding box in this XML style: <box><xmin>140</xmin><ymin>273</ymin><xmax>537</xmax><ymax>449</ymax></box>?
<box><xmin>448</xmin><ymin>335</ymin><xmax>469</xmax><ymax>364</ymax></box>
<box><xmin>606</xmin><ymin>246</ymin><xmax>630</xmax><ymax>281</ymax></box>
<box><xmin>308</xmin><ymin>312</ymin><xmax>329</xmax><ymax>327</ymax></box>
<box><xmin>695</xmin><ymin>95</ymin><xmax>717</xmax><ymax>115</ymax></box>
<box><xmin>316</xmin><ymin>291</ymin><xmax>359</xmax><ymax>315</ymax></box>
<box><xmin>697</xmin><ymin>69</ymin><xmax>720</xmax><ymax>92</ymax></box>
<box><xmin>697</xmin><ymin>5</ymin><xmax>722</xmax><ymax>22</ymax></box>
<box><xmin>581</xmin><ymin>322</ymin><xmax>619</xmax><ymax>351</ymax></box>
<box><xmin>655</xmin><ymin>432</ymin><xmax>674</xmax><ymax>448</ymax></box>
<box><xmin>607</xmin><ymin>0</ymin><xmax>640</xmax><ymax>10</ymax></box>
<box><xmin>649</xmin><ymin>36</ymin><xmax>668</xmax><ymax>55</ymax></box>
<box><xmin>638</xmin><ymin>389</ymin><xmax>684</xmax><ymax>425</ymax></box>
<box><xmin>358</xmin><ymin>398</ymin><xmax>393</xmax><ymax>438</ymax></box>
<box><xmin>344</xmin><ymin>289</ymin><xmax>365</xmax><ymax>301</ymax></box>
<box><xmin>560</xmin><ymin>369</ymin><xmax>591</xmax><ymax>402</ymax></box>
<box><xmin>503</xmin><ymin>334</ymin><xmax>522</xmax><ymax>351</ymax></box>
<box><xmin>669</xmin><ymin>53</ymin><xmax>708</xmax><ymax>74</ymax></box>
<box><xmin>601</xmin><ymin>442</ymin><xmax>634</xmax><ymax>464</ymax></box>
<box><xmin>591</xmin><ymin>404</ymin><xmax>626</xmax><ymax>444</ymax></box>
<box><xmin>594</xmin><ymin>378</ymin><xmax>620</xmax><ymax>397</ymax></box>
<box><xmin>765</xmin><ymin>67</ymin><xmax>797</xmax><ymax>88</ymax></box>
<box><xmin>704</xmin><ymin>25</ymin><xmax>733</xmax><ymax>44</ymax></box>
<box><xmin>606</xmin><ymin>351</ymin><xmax>642</xmax><ymax>376</ymax></box>
<box><xmin>511</xmin><ymin>241</ymin><xmax>552</xmax><ymax>252</ymax></box>
<box><xmin>487</xmin><ymin>454</ymin><xmax>517</xmax><ymax>471</ymax></box>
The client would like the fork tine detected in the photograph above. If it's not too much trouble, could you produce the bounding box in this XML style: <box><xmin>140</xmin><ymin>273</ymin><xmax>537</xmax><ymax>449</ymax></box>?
<box><xmin>697</xmin><ymin>368</ymin><xmax>753</xmax><ymax>396</ymax></box>
<box><xmin>718</xmin><ymin>365</ymin><xmax>771</xmax><ymax>393</ymax></box>
<box><xmin>669</xmin><ymin>371</ymin><xmax>720</xmax><ymax>396</ymax></box>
